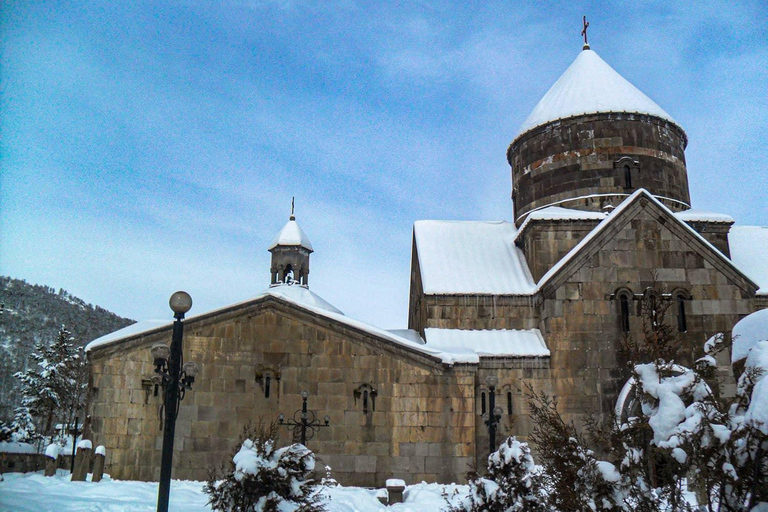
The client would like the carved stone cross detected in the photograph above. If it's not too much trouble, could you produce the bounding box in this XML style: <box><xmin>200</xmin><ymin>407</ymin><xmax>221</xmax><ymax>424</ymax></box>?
<box><xmin>581</xmin><ymin>16</ymin><xmax>590</xmax><ymax>47</ymax></box>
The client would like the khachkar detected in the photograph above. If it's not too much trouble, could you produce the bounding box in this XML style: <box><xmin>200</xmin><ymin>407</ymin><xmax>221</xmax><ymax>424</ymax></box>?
<box><xmin>507</xmin><ymin>26</ymin><xmax>690</xmax><ymax>226</ymax></box>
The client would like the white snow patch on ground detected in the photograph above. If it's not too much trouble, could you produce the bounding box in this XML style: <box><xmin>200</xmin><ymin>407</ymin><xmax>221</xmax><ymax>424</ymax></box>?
<box><xmin>0</xmin><ymin>472</ymin><xmax>468</xmax><ymax>512</ymax></box>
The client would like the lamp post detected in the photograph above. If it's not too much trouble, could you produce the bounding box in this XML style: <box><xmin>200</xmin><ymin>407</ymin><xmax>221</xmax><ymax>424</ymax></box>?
<box><xmin>153</xmin><ymin>291</ymin><xmax>198</xmax><ymax>512</ymax></box>
<box><xmin>278</xmin><ymin>390</ymin><xmax>330</xmax><ymax>445</ymax></box>
<box><xmin>484</xmin><ymin>375</ymin><xmax>503</xmax><ymax>454</ymax></box>
<box><xmin>69</xmin><ymin>416</ymin><xmax>82</xmax><ymax>474</ymax></box>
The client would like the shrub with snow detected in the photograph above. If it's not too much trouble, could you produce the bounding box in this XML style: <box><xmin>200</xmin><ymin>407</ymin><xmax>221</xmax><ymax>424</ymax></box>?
<box><xmin>204</xmin><ymin>421</ymin><xmax>325</xmax><ymax>512</ymax></box>
<box><xmin>449</xmin><ymin>436</ymin><xmax>547</xmax><ymax>512</ymax></box>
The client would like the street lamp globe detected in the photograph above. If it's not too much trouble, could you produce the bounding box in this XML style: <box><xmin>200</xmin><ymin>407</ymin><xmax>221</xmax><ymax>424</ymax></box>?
<box><xmin>300</xmin><ymin>390</ymin><xmax>310</xmax><ymax>399</ymax></box>
<box><xmin>169</xmin><ymin>291</ymin><xmax>192</xmax><ymax>316</ymax></box>
<box><xmin>485</xmin><ymin>375</ymin><xmax>499</xmax><ymax>389</ymax></box>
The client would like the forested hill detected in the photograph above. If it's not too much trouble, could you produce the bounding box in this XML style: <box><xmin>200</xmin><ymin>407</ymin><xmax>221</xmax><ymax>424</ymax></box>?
<box><xmin>0</xmin><ymin>276</ymin><xmax>135</xmax><ymax>419</ymax></box>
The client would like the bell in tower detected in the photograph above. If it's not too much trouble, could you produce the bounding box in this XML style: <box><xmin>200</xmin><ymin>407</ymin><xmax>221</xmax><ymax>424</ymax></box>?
<box><xmin>268</xmin><ymin>200</ymin><xmax>313</xmax><ymax>286</ymax></box>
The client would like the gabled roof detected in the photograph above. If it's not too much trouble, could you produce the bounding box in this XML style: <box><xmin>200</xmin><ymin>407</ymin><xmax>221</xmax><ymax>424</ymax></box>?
<box><xmin>515</xmin><ymin>49</ymin><xmax>681</xmax><ymax>139</ymax></box>
<box><xmin>413</xmin><ymin>220</ymin><xmax>536</xmax><ymax>295</ymax></box>
<box><xmin>537</xmin><ymin>189</ymin><xmax>759</xmax><ymax>295</ymax></box>
<box><xmin>424</xmin><ymin>328</ymin><xmax>550</xmax><ymax>363</ymax></box>
<box><xmin>85</xmin><ymin>285</ymin><xmax>479</xmax><ymax>366</ymax></box>
<box><xmin>268</xmin><ymin>218</ymin><xmax>313</xmax><ymax>252</ymax></box>
<box><xmin>729</xmin><ymin>226</ymin><xmax>768</xmax><ymax>294</ymax></box>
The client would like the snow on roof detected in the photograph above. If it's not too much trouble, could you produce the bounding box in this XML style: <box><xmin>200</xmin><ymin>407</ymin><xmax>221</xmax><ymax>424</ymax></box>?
<box><xmin>267</xmin><ymin>284</ymin><xmax>343</xmax><ymax>315</ymax></box>
<box><xmin>516</xmin><ymin>206</ymin><xmax>607</xmax><ymax>239</ymax></box>
<box><xmin>413</xmin><ymin>220</ymin><xmax>536</xmax><ymax>295</ymax></box>
<box><xmin>674</xmin><ymin>209</ymin><xmax>735</xmax><ymax>224</ymax></box>
<box><xmin>424</xmin><ymin>328</ymin><xmax>550</xmax><ymax>363</ymax></box>
<box><xmin>732</xmin><ymin>308</ymin><xmax>768</xmax><ymax>363</ymax></box>
<box><xmin>268</xmin><ymin>218</ymin><xmax>313</xmax><ymax>251</ymax></box>
<box><xmin>85</xmin><ymin>285</ymin><xmax>462</xmax><ymax>365</ymax></box>
<box><xmin>515</xmin><ymin>49</ymin><xmax>680</xmax><ymax>139</ymax></box>
<box><xmin>537</xmin><ymin>189</ymin><xmax>753</xmax><ymax>291</ymax></box>
<box><xmin>387</xmin><ymin>329</ymin><xmax>425</xmax><ymax>344</ymax></box>
<box><xmin>729</xmin><ymin>226</ymin><xmax>768</xmax><ymax>294</ymax></box>
<box><xmin>85</xmin><ymin>320</ymin><xmax>171</xmax><ymax>351</ymax></box>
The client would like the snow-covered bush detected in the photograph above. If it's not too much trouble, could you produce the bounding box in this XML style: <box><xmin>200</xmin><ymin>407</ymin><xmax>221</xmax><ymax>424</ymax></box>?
<box><xmin>204</xmin><ymin>422</ymin><xmax>325</xmax><ymax>512</ymax></box>
<box><xmin>449</xmin><ymin>437</ymin><xmax>546</xmax><ymax>512</ymax></box>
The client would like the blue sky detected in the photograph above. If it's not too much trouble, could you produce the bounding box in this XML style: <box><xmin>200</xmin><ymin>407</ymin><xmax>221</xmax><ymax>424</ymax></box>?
<box><xmin>1</xmin><ymin>0</ymin><xmax>766</xmax><ymax>330</ymax></box>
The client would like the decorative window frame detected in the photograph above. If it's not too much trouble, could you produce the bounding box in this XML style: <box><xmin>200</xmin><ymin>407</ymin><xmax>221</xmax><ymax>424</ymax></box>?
<box><xmin>353</xmin><ymin>383</ymin><xmax>378</xmax><ymax>413</ymax></box>
<box><xmin>614</xmin><ymin>156</ymin><xmax>640</xmax><ymax>190</ymax></box>
<box><xmin>255</xmin><ymin>364</ymin><xmax>281</xmax><ymax>398</ymax></box>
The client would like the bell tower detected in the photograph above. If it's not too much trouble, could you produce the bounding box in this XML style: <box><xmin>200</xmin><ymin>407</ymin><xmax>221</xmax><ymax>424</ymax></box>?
<box><xmin>268</xmin><ymin>200</ymin><xmax>313</xmax><ymax>286</ymax></box>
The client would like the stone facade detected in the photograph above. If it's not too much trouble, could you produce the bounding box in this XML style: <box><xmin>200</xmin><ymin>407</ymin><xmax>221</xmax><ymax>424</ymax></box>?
<box><xmin>86</xmin><ymin>297</ymin><xmax>477</xmax><ymax>485</ymax></box>
<box><xmin>508</xmin><ymin>113</ymin><xmax>690</xmax><ymax>224</ymax></box>
<box><xmin>86</xmin><ymin>46</ymin><xmax>766</xmax><ymax>488</ymax></box>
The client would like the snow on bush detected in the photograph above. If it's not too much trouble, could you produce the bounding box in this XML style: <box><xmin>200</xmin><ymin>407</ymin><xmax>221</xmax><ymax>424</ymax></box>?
<box><xmin>204</xmin><ymin>421</ymin><xmax>324</xmax><ymax>512</ymax></box>
<box><xmin>448</xmin><ymin>437</ymin><xmax>547</xmax><ymax>512</ymax></box>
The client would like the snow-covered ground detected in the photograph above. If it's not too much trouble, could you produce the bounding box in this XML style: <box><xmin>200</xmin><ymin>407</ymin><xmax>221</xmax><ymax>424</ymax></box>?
<box><xmin>0</xmin><ymin>471</ymin><xmax>466</xmax><ymax>512</ymax></box>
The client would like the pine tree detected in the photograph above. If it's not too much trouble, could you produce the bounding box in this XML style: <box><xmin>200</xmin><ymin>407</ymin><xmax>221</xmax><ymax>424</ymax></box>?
<box><xmin>13</xmin><ymin>325</ymin><xmax>86</xmax><ymax>439</ymax></box>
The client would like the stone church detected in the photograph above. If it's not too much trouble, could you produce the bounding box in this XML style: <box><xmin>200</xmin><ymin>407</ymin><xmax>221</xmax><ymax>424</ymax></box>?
<box><xmin>84</xmin><ymin>44</ymin><xmax>767</xmax><ymax>486</ymax></box>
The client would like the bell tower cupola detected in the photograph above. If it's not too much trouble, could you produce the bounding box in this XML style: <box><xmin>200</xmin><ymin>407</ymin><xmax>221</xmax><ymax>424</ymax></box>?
<box><xmin>268</xmin><ymin>199</ymin><xmax>313</xmax><ymax>286</ymax></box>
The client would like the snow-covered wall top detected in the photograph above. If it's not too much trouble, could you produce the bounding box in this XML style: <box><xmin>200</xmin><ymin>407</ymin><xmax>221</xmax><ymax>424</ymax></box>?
<box><xmin>673</xmin><ymin>209</ymin><xmax>735</xmax><ymax>224</ymax></box>
<box><xmin>729</xmin><ymin>226</ymin><xmax>768</xmax><ymax>294</ymax></box>
<box><xmin>268</xmin><ymin>219</ymin><xmax>313</xmax><ymax>252</ymax></box>
<box><xmin>515</xmin><ymin>49</ymin><xmax>680</xmax><ymax>139</ymax></box>
<box><xmin>424</xmin><ymin>328</ymin><xmax>550</xmax><ymax>361</ymax></box>
<box><xmin>413</xmin><ymin>220</ymin><xmax>536</xmax><ymax>295</ymax></box>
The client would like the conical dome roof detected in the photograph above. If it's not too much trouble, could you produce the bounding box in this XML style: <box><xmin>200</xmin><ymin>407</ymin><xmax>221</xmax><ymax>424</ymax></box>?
<box><xmin>515</xmin><ymin>49</ymin><xmax>681</xmax><ymax>139</ymax></box>
<box><xmin>268</xmin><ymin>217</ymin><xmax>313</xmax><ymax>252</ymax></box>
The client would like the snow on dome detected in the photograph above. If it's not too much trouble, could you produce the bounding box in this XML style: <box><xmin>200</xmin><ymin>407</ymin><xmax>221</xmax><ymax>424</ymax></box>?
<box><xmin>729</xmin><ymin>226</ymin><xmax>768</xmax><ymax>294</ymax></box>
<box><xmin>268</xmin><ymin>219</ymin><xmax>313</xmax><ymax>252</ymax></box>
<box><xmin>515</xmin><ymin>49</ymin><xmax>680</xmax><ymax>138</ymax></box>
<box><xmin>424</xmin><ymin>328</ymin><xmax>550</xmax><ymax>361</ymax></box>
<box><xmin>413</xmin><ymin>220</ymin><xmax>536</xmax><ymax>295</ymax></box>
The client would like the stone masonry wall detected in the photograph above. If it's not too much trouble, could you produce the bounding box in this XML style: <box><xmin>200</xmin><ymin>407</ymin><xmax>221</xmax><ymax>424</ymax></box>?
<box><xmin>87</xmin><ymin>299</ymin><xmax>477</xmax><ymax>486</ymax></box>
<box><xmin>537</xmin><ymin>205</ymin><xmax>755</xmax><ymax>430</ymax></box>
<box><xmin>417</xmin><ymin>295</ymin><xmax>539</xmax><ymax>333</ymax></box>
<box><xmin>517</xmin><ymin>219</ymin><xmax>602</xmax><ymax>282</ymax></box>
<box><xmin>508</xmin><ymin>113</ymin><xmax>690</xmax><ymax>225</ymax></box>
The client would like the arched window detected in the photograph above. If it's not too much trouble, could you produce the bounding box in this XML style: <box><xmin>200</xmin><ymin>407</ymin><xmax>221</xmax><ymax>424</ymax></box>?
<box><xmin>284</xmin><ymin>265</ymin><xmax>294</xmax><ymax>284</ymax></box>
<box><xmin>353</xmin><ymin>384</ymin><xmax>377</xmax><ymax>413</ymax></box>
<box><xmin>507</xmin><ymin>392</ymin><xmax>513</xmax><ymax>415</ymax></box>
<box><xmin>481</xmin><ymin>392</ymin><xmax>487</xmax><ymax>415</ymax></box>
<box><xmin>620</xmin><ymin>295</ymin><xmax>630</xmax><ymax>332</ymax></box>
<box><xmin>672</xmin><ymin>289</ymin><xmax>691</xmax><ymax>333</ymax></box>
<box><xmin>624</xmin><ymin>165</ymin><xmax>632</xmax><ymax>189</ymax></box>
<box><xmin>255</xmin><ymin>364</ymin><xmax>280</xmax><ymax>399</ymax></box>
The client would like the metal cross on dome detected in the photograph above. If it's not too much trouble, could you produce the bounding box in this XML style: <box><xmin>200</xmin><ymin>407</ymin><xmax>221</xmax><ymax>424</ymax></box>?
<box><xmin>581</xmin><ymin>16</ymin><xmax>590</xmax><ymax>48</ymax></box>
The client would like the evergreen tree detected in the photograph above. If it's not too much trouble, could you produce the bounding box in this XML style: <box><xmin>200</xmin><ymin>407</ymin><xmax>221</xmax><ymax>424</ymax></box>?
<box><xmin>13</xmin><ymin>325</ymin><xmax>86</xmax><ymax>439</ymax></box>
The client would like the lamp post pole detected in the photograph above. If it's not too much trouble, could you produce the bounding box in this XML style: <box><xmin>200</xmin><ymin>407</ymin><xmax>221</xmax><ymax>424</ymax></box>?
<box><xmin>157</xmin><ymin>292</ymin><xmax>192</xmax><ymax>512</ymax></box>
